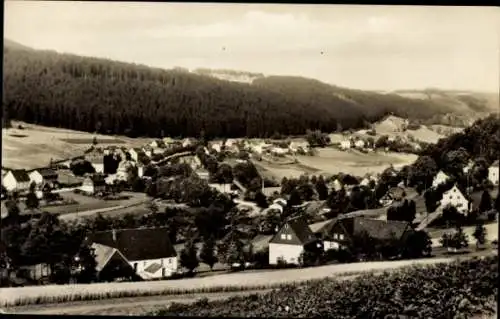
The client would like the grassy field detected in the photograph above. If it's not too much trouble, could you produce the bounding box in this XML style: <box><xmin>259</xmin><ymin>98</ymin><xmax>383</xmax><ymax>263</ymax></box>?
<box><xmin>2</xmin><ymin>122</ymin><xmax>150</xmax><ymax>170</ymax></box>
<box><xmin>296</xmin><ymin>148</ymin><xmax>418</xmax><ymax>176</ymax></box>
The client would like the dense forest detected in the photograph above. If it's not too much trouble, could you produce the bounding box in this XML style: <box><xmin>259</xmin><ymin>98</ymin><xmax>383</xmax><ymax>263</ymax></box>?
<box><xmin>2</xmin><ymin>40</ymin><xmax>495</xmax><ymax>139</ymax></box>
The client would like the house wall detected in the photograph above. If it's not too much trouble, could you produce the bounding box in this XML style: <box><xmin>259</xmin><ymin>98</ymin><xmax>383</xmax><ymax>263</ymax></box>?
<box><xmin>488</xmin><ymin>166</ymin><xmax>499</xmax><ymax>185</ymax></box>
<box><xmin>92</xmin><ymin>163</ymin><xmax>104</xmax><ymax>174</ymax></box>
<box><xmin>80</xmin><ymin>184</ymin><xmax>95</xmax><ymax>194</ymax></box>
<box><xmin>129</xmin><ymin>257</ymin><xmax>178</xmax><ymax>278</ymax></box>
<box><xmin>29</xmin><ymin>171</ymin><xmax>44</xmax><ymax>185</ymax></box>
<box><xmin>3</xmin><ymin>173</ymin><xmax>30</xmax><ymax>192</ymax></box>
<box><xmin>323</xmin><ymin>240</ymin><xmax>340</xmax><ymax>251</ymax></box>
<box><xmin>269</xmin><ymin>243</ymin><xmax>304</xmax><ymax>265</ymax></box>
<box><xmin>440</xmin><ymin>187</ymin><xmax>469</xmax><ymax>215</ymax></box>
<box><xmin>432</xmin><ymin>172</ymin><xmax>449</xmax><ymax>188</ymax></box>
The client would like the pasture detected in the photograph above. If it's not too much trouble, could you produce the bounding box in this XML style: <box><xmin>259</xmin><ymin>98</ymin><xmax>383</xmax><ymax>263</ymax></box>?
<box><xmin>2</xmin><ymin>122</ymin><xmax>150</xmax><ymax>170</ymax></box>
<box><xmin>295</xmin><ymin>148</ymin><xmax>418</xmax><ymax>176</ymax></box>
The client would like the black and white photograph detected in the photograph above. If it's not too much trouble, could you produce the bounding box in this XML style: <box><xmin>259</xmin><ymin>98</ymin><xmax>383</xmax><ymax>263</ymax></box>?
<box><xmin>1</xmin><ymin>1</ymin><xmax>499</xmax><ymax>317</ymax></box>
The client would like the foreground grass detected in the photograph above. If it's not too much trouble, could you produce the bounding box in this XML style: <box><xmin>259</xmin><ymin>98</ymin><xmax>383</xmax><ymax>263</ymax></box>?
<box><xmin>0</xmin><ymin>257</ymin><xmax>456</xmax><ymax>307</ymax></box>
<box><xmin>152</xmin><ymin>256</ymin><xmax>498</xmax><ymax>318</ymax></box>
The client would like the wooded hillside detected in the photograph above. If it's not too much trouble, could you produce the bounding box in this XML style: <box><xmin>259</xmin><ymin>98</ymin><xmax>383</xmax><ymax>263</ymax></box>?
<box><xmin>3</xmin><ymin>39</ymin><xmax>495</xmax><ymax>139</ymax></box>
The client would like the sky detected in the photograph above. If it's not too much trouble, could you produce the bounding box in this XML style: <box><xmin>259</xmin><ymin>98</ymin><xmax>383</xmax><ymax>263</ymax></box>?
<box><xmin>4</xmin><ymin>2</ymin><xmax>500</xmax><ymax>92</ymax></box>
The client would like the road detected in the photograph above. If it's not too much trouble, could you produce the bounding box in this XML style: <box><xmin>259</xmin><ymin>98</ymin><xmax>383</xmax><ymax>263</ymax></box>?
<box><xmin>3</xmin><ymin>253</ymin><xmax>494</xmax><ymax>315</ymax></box>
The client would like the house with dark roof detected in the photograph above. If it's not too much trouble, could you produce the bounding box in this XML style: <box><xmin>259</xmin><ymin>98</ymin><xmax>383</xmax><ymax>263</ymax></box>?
<box><xmin>488</xmin><ymin>160</ymin><xmax>499</xmax><ymax>186</ymax></box>
<box><xmin>28</xmin><ymin>168</ymin><xmax>58</xmax><ymax>186</ymax></box>
<box><xmin>87</xmin><ymin>227</ymin><xmax>178</xmax><ymax>279</ymax></box>
<box><xmin>268</xmin><ymin>216</ymin><xmax>322</xmax><ymax>265</ymax></box>
<box><xmin>318</xmin><ymin>217</ymin><xmax>413</xmax><ymax>251</ymax></box>
<box><xmin>2</xmin><ymin>169</ymin><xmax>31</xmax><ymax>193</ymax></box>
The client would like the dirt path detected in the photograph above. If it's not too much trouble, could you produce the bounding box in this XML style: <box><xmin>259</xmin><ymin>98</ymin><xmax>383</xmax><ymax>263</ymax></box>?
<box><xmin>6</xmin><ymin>289</ymin><xmax>274</xmax><ymax>315</ymax></box>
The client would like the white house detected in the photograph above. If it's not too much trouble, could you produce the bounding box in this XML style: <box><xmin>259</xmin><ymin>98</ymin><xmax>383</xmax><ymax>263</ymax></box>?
<box><xmin>354</xmin><ymin>139</ymin><xmax>366</xmax><ymax>149</ymax></box>
<box><xmin>340</xmin><ymin>139</ymin><xmax>353</xmax><ymax>150</ymax></box>
<box><xmin>88</xmin><ymin>227</ymin><xmax>178</xmax><ymax>279</ymax></box>
<box><xmin>440</xmin><ymin>185</ymin><xmax>470</xmax><ymax>216</ymax></box>
<box><xmin>432</xmin><ymin>170</ymin><xmax>450</xmax><ymax>188</ymax></box>
<box><xmin>150</xmin><ymin>139</ymin><xmax>167</xmax><ymax>150</ymax></box>
<box><xmin>210</xmin><ymin>143</ymin><xmax>222</xmax><ymax>153</ymax></box>
<box><xmin>85</xmin><ymin>148</ymin><xmax>105</xmax><ymax>174</ymax></box>
<box><xmin>3</xmin><ymin>170</ymin><xmax>31</xmax><ymax>193</ymax></box>
<box><xmin>128</xmin><ymin>148</ymin><xmax>145</xmax><ymax>162</ymax></box>
<box><xmin>268</xmin><ymin>216</ymin><xmax>321</xmax><ymax>265</ymax></box>
<box><xmin>80</xmin><ymin>175</ymin><xmax>107</xmax><ymax>195</ymax></box>
<box><xmin>182</xmin><ymin>138</ymin><xmax>196</xmax><ymax>148</ymax></box>
<box><xmin>329</xmin><ymin>179</ymin><xmax>343</xmax><ymax>192</ymax></box>
<box><xmin>208</xmin><ymin>183</ymin><xmax>235</xmax><ymax>195</ymax></box>
<box><xmin>463</xmin><ymin>161</ymin><xmax>475</xmax><ymax>174</ymax></box>
<box><xmin>488</xmin><ymin>160</ymin><xmax>499</xmax><ymax>186</ymax></box>
<box><xmin>142</xmin><ymin>146</ymin><xmax>155</xmax><ymax>158</ymax></box>
<box><xmin>28</xmin><ymin>168</ymin><xmax>58</xmax><ymax>186</ymax></box>
<box><xmin>271</xmin><ymin>147</ymin><xmax>289</xmax><ymax>156</ymax></box>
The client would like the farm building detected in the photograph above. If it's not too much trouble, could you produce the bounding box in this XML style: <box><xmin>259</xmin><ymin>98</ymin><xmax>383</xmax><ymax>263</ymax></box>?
<box><xmin>463</xmin><ymin>161</ymin><xmax>475</xmax><ymax>174</ymax></box>
<box><xmin>268</xmin><ymin>216</ymin><xmax>322</xmax><ymax>265</ymax></box>
<box><xmin>80</xmin><ymin>174</ymin><xmax>107</xmax><ymax>195</ymax></box>
<box><xmin>328</xmin><ymin>179</ymin><xmax>343</xmax><ymax>192</ymax></box>
<box><xmin>440</xmin><ymin>185</ymin><xmax>470</xmax><ymax>215</ymax></box>
<box><xmin>354</xmin><ymin>139</ymin><xmax>366</xmax><ymax>149</ymax></box>
<box><xmin>142</xmin><ymin>146</ymin><xmax>155</xmax><ymax>158</ymax></box>
<box><xmin>262</xmin><ymin>187</ymin><xmax>282</xmax><ymax>198</ymax></box>
<box><xmin>2</xmin><ymin>169</ymin><xmax>31</xmax><ymax>193</ymax></box>
<box><xmin>488</xmin><ymin>160</ymin><xmax>499</xmax><ymax>186</ymax></box>
<box><xmin>182</xmin><ymin>138</ymin><xmax>196</xmax><ymax>148</ymax></box>
<box><xmin>316</xmin><ymin>217</ymin><xmax>413</xmax><ymax>251</ymax></box>
<box><xmin>208</xmin><ymin>183</ymin><xmax>237</xmax><ymax>195</ymax></box>
<box><xmin>28</xmin><ymin>168</ymin><xmax>58</xmax><ymax>186</ymax></box>
<box><xmin>432</xmin><ymin>170</ymin><xmax>450</xmax><ymax>188</ymax></box>
<box><xmin>308</xmin><ymin>218</ymin><xmax>338</xmax><ymax>250</ymax></box>
<box><xmin>87</xmin><ymin>227</ymin><xmax>178</xmax><ymax>280</ymax></box>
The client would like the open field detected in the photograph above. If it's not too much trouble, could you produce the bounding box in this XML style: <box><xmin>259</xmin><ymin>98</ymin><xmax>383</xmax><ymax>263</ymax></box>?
<box><xmin>2</xmin><ymin>122</ymin><xmax>151</xmax><ymax>170</ymax></box>
<box><xmin>296</xmin><ymin>148</ymin><xmax>418</xmax><ymax>176</ymax></box>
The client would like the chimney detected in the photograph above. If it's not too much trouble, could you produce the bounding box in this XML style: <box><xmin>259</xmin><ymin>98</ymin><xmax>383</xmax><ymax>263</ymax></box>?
<box><xmin>112</xmin><ymin>229</ymin><xmax>117</xmax><ymax>242</ymax></box>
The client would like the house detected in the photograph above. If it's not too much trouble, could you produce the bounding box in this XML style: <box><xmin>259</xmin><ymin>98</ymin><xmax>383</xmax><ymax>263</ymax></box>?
<box><xmin>210</xmin><ymin>142</ymin><xmax>222</xmax><ymax>153</ymax></box>
<box><xmin>273</xmin><ymin>198</ymin><xmax>287</xmax><ymax>206</ymax></box>
<box><xmin>308</xmin><ymin>218</ymin><xmax>338</xmax><ymax>251</ymax></box>
<box><xmin>379</xmin><ymin>187</ymin><xmax>406</xmax><ymax>206</ymax></box>
<box><xmin>142</xmin><ymin>146</ymin><xmax>155</xmax><ymax>158</ymax></box>
<box><xmin>317</xmin><ymin>217</ymin><xmax>413</xmax><ymax>251</ymax></box>
<box><xmin>182</xmin><ymin>138</ymin><xmax>196</xmax><ymax>148</ymax></box>
<box><xmin>354</xmin><ymin>139</ymin><xmax>366</xmax><ymax>149</ymax></box>
<box><xmin>150</xmin><ymin>139</ymin><xmax>167</xmax><ymax>149</ymax></box>
<box><xmin>128</xmin><ymin>148</ymin><xmax>146</xmax><ymax>162</ymax></box>
<box><xmin>85</xmin><ymin>148</ymin><xmax>105</xmax><ymax>173</ymax></box>
<box><xmin>328</xmin><ymin>179</ymin><xmax>343</xmax><ymax>192</ymax></box>
<box><xmin>28</xmin><ymin>168</ymin><xmax>58</xmax><ymax>186</ymax></box>
<box><xmin>87</xmin><ymin>227</ymin><xmax>178</xmax><ymax>279</ymax></box>
<box><xmin>267</xmin><ymin>203</ymin><xmax>284</xmax><ymax>214</ymax></box>
<box><xmin>80</xmin><ymin>174</ymin><xmax>107</xmax><ymax>195</ymax></box>
<box><xmin>440</xmin><ymin>185</ymin><xmax>470</xmax><ymax>215</ymax></box>
<box><xmin>268</xmin><ymin>216</ymin><xmax>322</xmax><ymax>265</ymax></box>
<box><xmin>340</xmin><ymin>139</ymin><xmax>353</xmax><ymax>150</ymax></box>
<box><xmin>196</xmin><ymin>169</ymin><xmax>210</xmax><ymax>181</ymax></box>
<box><xmin>262</xmin><ymin>187</ymin><xmax>282</xmax><ymax>198</ymax></box>
<box><xmin>432</xmin><ymin>170</ymin><xmax>450</xmax><ymax>188</ymax></box>
<box><xmin>208</xmin><ymin>183</ymin><xmax>235</xmax><ymax>195</ymax></box>
<box><xmin>271</xmin><ymin>147</ymin><xmax>289</xmax><ymax>156</ymax></box>
<box><xmin>488</xmin><ymin>160</ymin><xmax>499</xmax><ymax>186</ymax></box>
<box><xmin>103</xmin><ymin>146</ymin><xmax>118</xmax><ymax>156</ymax></box>
<box><xmin>463</xmin><ymin>161</ymin><xmax>475</xmax><ymax>174</ymax></box>
<box><xmin>3</xmin><ymin>170</ymin><xmax>31</xmax><ymax>193</ymax></box>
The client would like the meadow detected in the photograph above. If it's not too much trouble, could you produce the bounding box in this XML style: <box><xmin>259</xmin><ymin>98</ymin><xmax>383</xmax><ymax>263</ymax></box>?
<box><xmin>2</xmin><ymin>122</ymin><xmax>150</xmax><ymax>170</ymax></box>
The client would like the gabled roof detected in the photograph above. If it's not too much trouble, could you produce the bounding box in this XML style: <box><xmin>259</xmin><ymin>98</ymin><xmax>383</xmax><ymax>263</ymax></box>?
<box><xmin>491</xmin><ymin>160</ymin><xmax>499</xmax><ymax>167</ymax></box>
<box><xmin>272</xmin><ymin>216</ymin><xmax>317</xmax><ymax>245</ymax></box>
<box><xmin>8</xmin><ymin>170</ymin><xmax>30</xmax><ymax>183</ymax></box>
<box><xmin>91</xmin><ymin>243</ymin><xmax>123</xmax><ymax>272</ymax></box>
<box><xmin>89</xmin><ymin>227</ymin><xmax>177</xmax><ymax>261</ymax></box>
<box><xmin>152</xmin><ymin>139</ymin><xmax>167</xmax><ymax>148</ymax></box>
<box><xmin>341</xmin><ymin>217</ymin><xmax>411</xmax><ymax>241</ymax></box>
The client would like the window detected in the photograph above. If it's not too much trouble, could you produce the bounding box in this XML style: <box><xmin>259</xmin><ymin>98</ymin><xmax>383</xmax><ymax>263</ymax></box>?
<box><xmin>144</xmin><ymin>261</ymin><xmax>147</xmax><ymax>267</ymax></box>
<box><xmin>168</xmin><ymin>259</ymin><xmax>172</xmax><ymax>264</ymax></box>
<box><xmin>339</xmin><ymin>234</ymin><xmax>344</xmax><ymax>240</ymax></box>
<box><xmin>133</xmin><ymin>263</ymin><xmax>138</xmax><ymax>271</ymax></box>
<box><xmin>333</xmin><ymin>233</ymin><xmax>338</xmax><ymax>239</ymax></box>
<box><xmin>160</xmin><ymin>259</ymin><xmax>164</xmax><ymax>266</ymax></box>
<box><xmin>281</xmin><ymin>234</ymin><xmax>287</xmax><ymax>240</ymax></box>
<box><xmin>286</xmin><ymin>234</ymin><xmax>292</xmax><ymax>240</ymax></box>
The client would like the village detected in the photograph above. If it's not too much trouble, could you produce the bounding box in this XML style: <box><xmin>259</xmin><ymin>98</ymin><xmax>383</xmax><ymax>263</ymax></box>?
<box><xmin>1</xmin><ymin>126</ymin><xmax>499</xmax><ymax>284</ymax></box>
